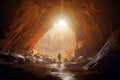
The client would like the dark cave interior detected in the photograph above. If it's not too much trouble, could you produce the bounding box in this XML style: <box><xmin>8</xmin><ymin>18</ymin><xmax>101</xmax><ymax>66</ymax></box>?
<box><xmin>0</xmin><ymin>0</ymin><xmax>120</xmax><ymax>80</ymax></box>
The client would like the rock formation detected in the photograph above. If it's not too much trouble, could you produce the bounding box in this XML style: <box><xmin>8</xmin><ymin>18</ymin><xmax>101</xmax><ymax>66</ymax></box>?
<box><xmin>0</xmin><ymin>0</ymin><xmax>119</xmax><ymax>58</ymax></box>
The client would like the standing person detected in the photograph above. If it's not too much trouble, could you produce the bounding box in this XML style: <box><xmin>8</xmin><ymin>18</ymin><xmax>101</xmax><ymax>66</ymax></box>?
<box><xmin>58</xmin><ymin>53</ymin><xmax>61</xmax><ymax>64</ymax></box>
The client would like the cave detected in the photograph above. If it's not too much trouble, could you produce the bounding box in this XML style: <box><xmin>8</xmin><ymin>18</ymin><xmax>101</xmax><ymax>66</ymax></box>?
<box><xmin>35</xmin><ymin>18</ymin><xmax>76</xmax><ymax>60</ymax></box>
<box><xmin>0</xmin><ymin>0</ymin><xmax>120</xmax><ymax>80</ymax></box>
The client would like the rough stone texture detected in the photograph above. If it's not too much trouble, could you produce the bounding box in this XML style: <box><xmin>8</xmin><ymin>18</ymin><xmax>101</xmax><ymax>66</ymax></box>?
<box><xmin>83</xmin><ymin>29</ymin><xmax>120</xmax><ymax>74</ymax></box>
<box><xmin>0</xmin><ymin>0</ymin><xmax>120</xmax><ymax>57</ymax></box>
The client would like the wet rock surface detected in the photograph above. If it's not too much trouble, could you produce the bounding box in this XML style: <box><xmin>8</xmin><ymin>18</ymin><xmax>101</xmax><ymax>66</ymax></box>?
<box><xmin>0</xmin><ymin>62</ymin><xmax>104</xmax><ymax>80</ymax></box>
<box><xmin>83</xmin><ymin>29</ymin><xmax>120</xmax><ymax>80</ymax></box>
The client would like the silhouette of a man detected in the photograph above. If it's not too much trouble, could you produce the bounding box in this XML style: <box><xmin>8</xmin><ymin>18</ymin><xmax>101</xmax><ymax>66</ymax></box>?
<box><xmin>58</xmin><ymin>53</ymin><xmax>61</xmax><ymax>64</ymax></box>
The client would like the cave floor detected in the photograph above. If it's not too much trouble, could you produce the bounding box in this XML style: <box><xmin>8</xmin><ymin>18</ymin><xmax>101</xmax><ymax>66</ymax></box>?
<box><xmin>0</xmin><ymin>62</ymin><xmax>105</xmax><ymax>80</ymax></box>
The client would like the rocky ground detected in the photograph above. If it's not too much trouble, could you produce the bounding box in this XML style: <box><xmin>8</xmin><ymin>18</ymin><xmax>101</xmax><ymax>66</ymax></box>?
<box><xmin>0</xmin><ymin>62</ymin><xmax>106</xmax><ymax>80</ymax></box>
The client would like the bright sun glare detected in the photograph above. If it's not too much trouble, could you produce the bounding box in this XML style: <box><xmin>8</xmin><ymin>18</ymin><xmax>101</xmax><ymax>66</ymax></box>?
<box><xmin>54</xmin><ymin>19</ymin><xmax>68</xmax><ymax>32</ymax></box>
<box><xmin>35</xmin><ymin>18</ymin><xmax>76</xmax><ymax>60</ymax></box>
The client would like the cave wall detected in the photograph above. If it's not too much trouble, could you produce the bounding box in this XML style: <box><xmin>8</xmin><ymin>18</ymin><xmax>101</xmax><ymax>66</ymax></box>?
<box><xmin>0</xmin><ymin>0</ymin><xmax>119</xmax><ymax>56</ymax></box>
<box><xmin>83</xmin><ymin>29</ymin><xmax>120</xmax><ymax>77</ymax></box>
<box><xmin>73</xmin><ymin>0</ymin><xmax>120</xmax><ymax>57</ymax></box>
<box><xmin>0</xmin><ymin>0</ymin><xmax>56</xmax><ymax>50</ymax></box>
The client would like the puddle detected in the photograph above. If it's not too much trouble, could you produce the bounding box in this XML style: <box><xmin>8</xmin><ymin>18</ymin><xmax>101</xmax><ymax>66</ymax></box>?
<box><xmin>47</xmin><ymin>63</ymin><xmax>75</xmax><ymax>80</ymax></box>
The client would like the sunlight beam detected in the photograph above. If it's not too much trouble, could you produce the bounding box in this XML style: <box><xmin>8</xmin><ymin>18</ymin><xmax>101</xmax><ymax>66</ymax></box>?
<box><xmin>54</xmin><ymin>19</ymin><xmax>68</xmax><ymax>32</ymax></box>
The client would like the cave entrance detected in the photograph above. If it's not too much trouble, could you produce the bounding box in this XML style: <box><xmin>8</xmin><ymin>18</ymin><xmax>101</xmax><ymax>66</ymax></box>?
<box><xmin>34</xmin><ymin>18</ymin><xmax>76</xmax><ymax>61</ymax></box>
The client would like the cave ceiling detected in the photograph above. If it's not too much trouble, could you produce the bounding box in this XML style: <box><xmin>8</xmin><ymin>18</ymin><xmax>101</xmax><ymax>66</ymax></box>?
<box><xmin>0</xmin><ymin>0</ymin><xmax>120</xmax><ymax>57</ymax></box>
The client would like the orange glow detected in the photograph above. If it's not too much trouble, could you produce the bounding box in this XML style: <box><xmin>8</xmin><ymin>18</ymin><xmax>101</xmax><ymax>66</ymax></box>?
<box><xmin>35</xmin><ymin>18</ymin><xmax>76</xmax><ymax>60</ymax></box>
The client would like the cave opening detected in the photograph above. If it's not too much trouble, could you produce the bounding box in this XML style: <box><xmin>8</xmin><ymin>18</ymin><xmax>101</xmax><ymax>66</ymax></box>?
<box><xmin>0</xmin><ymin>0</ymin><xmax>120</xmax><ymax>80</ymax></box>
<box><xmin>35</xmin><ymin>18</ymin><xmax>77</xmax><ymax>61</ymax></box>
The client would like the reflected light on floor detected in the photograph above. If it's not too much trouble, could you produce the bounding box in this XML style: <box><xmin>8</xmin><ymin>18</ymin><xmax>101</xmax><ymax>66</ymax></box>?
<box><xmin>48</xmin><ymin>63</ymin><xmax>75</xmax><ymax>80</ymax></box>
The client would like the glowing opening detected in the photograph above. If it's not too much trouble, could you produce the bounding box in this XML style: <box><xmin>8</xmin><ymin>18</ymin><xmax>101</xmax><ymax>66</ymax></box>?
<box><xmin>35</xmin><ymin>18</ymin><xmax>76</xmax><ymax>60</ymax></box>
<box><xmin>54</xmin><ymin>19</ymin><xmax>68</xmax><ymax>32</ymax></box>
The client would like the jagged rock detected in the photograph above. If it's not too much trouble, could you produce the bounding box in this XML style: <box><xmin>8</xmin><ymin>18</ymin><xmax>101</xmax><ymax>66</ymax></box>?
<box><xmin>83</xmin><ymin>29</ymin><xmax>120</xmax><ymax>74</ymax></box>
<box><xmin>10</xmin><ymin>53</ymin><xmax>25</xmax><ymax>64</ymax></box>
